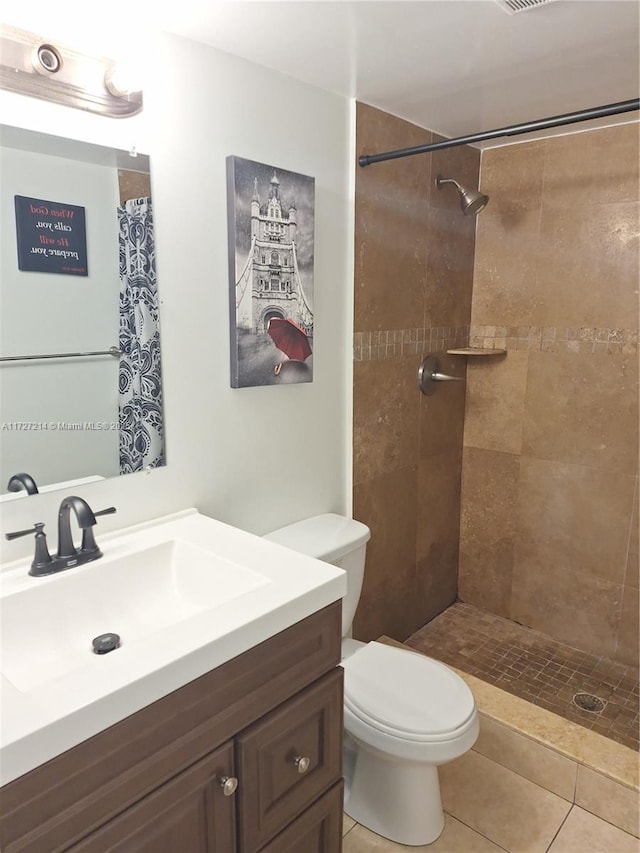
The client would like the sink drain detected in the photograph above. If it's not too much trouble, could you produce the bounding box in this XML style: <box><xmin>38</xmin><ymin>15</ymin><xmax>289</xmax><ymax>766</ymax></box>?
<box><xmin>92</xmin><ymin>633</ymin><xmax>121</xmax><ymax>654</ymax></box>
<box><xmin>572</xmin><ymin>692</ymin><xmax>606</xmax><ymax>714</ymax></box>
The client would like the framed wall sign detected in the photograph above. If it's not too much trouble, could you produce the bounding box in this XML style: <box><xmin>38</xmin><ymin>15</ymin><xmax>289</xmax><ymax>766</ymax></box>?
<box><xmin>14</xmin><ymin>194</ymin><xmax>88</xmax><ymax>276</ymax></box>
<box><xmin>227</xmin><ymin>156</ymin><xmax>315</xmax><ymax>388</ymax></box>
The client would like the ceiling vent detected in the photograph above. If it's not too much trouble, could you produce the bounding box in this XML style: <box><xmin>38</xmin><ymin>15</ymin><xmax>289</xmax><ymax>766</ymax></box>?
<box><xmin>494</xmin><ymin>0</ymin><xmax>559</xmax><ymax>14</ymax></box>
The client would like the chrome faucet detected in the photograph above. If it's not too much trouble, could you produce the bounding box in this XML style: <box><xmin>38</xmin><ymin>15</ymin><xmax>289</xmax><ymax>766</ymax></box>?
<box><xmin>5</xmin><ymin>495</ymin><xmax>116</xmax><ymax>576</ymax></box>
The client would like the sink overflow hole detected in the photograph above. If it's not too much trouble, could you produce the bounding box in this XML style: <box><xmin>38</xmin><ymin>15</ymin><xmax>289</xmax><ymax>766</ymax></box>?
<box><xmin>572</xmin><ymin>692</ymin><xmax>606</xmax><ymax>714</ymax></box>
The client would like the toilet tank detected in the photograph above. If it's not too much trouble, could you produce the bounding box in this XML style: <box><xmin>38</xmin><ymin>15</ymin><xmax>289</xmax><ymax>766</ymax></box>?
<box><xmin>263</xmin><ymin>513</ymin><xmax>370</xmax><ymax>637</ymax></box>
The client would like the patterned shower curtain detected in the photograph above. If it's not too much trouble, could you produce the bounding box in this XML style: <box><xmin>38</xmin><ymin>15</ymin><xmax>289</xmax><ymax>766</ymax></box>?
<box><xmin>118</xmin><ymin>197</ymin><xmax>165</xmax><ymax>473</ymax></box>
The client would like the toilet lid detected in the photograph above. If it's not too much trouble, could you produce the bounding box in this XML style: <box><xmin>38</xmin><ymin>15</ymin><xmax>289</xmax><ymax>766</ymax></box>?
<box><xmin>342</xmin><ymin>642</ymin><xmax>476</xmax><ymax>737</ymax></box>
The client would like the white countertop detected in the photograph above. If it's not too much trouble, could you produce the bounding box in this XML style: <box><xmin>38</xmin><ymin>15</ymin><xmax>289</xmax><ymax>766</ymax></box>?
<box><xmin>0</xmin><ymin>509</ymin><xmax>346</xmax><ymax>786</ymax></box>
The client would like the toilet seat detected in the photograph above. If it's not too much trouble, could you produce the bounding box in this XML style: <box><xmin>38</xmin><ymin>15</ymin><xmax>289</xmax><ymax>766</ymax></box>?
<box><xmin>342</xmin><ymin>642</ymin><xmax>476</xmax><ymax>742</ymax></box>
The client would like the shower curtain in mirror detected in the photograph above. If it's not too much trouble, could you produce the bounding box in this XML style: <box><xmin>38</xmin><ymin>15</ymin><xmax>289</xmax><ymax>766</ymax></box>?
<box><xmin>118</xmin><ymin>197</ymin><xmax>164</xmax><ymax>473</ymax></box>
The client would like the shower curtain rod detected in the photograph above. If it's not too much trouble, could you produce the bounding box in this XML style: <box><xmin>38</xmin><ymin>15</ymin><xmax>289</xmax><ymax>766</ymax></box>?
<box><xmin>358</xmin><ymin>98</ymin><xmax>640</xmax><ymax>166</ymax></box>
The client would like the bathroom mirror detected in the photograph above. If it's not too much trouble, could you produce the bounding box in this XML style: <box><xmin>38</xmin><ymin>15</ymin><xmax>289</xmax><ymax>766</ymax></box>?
<box><xmin>0</xmin><ymin>125</ymin><xmax>165</xmax><ymax>499</ymax></box>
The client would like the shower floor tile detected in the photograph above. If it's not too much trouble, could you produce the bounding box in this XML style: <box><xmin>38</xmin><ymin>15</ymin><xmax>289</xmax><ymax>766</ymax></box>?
<box><xmin>406</xmin><ymin>602</ymin><xmax>639</xmax><ymax>752</ymax></box>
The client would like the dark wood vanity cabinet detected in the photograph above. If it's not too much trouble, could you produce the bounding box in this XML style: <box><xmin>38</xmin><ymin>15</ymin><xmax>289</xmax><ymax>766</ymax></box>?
<box><xmin>0</xmin><ymin>602</ymin><xmax>344</xmax><ymax>853</ymax></box>
<box><xmin>70</xmin><ymin>743</ymin><xmax>238</xmax><ymax>853</ymax></box>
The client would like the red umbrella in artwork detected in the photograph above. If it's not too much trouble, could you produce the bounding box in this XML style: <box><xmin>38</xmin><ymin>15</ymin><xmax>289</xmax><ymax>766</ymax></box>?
<box><xmin>267</xmin><ymin>318</ymin><xmax>312</xmax><ymax>362</ymax></box>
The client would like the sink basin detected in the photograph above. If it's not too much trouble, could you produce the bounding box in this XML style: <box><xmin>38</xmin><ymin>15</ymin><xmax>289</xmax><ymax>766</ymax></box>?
<box><xmin>0</xmin><ymin>508</ymin><xmax>346</xmax><ymax>786</ymax></box>
<box><xmin>1</xmin><ymin>539</ymin><xmax>270</xmax><ymax>693</ymax></box>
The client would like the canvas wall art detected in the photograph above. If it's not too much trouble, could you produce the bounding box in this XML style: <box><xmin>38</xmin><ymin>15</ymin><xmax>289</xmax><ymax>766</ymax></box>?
<box><xmin>227</xmin><ymin>156</ymin><xmax>315</xmax><ymax>388</ymax></box>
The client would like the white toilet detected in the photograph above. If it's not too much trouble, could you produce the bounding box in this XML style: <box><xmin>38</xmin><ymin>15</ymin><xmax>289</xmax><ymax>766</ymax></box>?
<box><xmin>264</xmin><ymin>513</ymin><xmax>479</xmax><ymax>846</ymax></box>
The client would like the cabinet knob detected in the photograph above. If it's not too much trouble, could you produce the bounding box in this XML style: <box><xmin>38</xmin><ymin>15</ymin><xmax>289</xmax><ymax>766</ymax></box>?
<box><xmin>220</xmin><ymin>775</ymin><xmax>238</xmax><ymax>796</ymax></box>
<box><xmin>294</xmin><ymin>755</ymin><xmax>310</xmax><ymax>774</ymax></box>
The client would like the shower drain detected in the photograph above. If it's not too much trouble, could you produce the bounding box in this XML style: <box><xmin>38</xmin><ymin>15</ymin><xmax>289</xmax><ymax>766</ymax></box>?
<box><xmin>572</xmin><ymin>692</ymin><xmax>606</xmax><ymax>714</ymax></box>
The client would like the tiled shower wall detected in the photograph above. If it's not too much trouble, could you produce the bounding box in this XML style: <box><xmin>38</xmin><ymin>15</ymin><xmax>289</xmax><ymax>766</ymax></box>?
<box><xmin>352</xmin><ymin>103</ymin><xmax>480</xmax><ymax>641</ymax></box>
<box><xmin>459</xmin><ymin>123</ymin><xmax>639</xmax><ymax>667</ymax></box>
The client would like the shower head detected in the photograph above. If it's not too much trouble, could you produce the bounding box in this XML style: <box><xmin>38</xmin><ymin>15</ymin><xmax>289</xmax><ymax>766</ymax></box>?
<box><xmin>436</xmin><ymin>176</ymin><xmax>489</xmax><ymax>216</ymax></box>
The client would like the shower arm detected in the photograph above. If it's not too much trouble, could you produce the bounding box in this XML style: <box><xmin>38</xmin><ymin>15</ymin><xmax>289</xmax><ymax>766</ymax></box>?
<box><xmin>436</xmin><ymin>177</ymin><xmax>462</xmax><ymax>192</ymax></box>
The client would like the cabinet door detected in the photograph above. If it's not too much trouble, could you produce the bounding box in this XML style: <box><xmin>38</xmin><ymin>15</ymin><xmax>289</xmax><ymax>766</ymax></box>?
<box><xmin>69</xmin><ymin>742</ymin><xmax>236</xmax><ymax>853</ymax></box>
<box><xmin>236</xmin><ymin>668</ymin><xmax>343</xmax><ymax>853</ymax></box>
<box><xmin>259</xmin><ymin>782</ymin><xmax>343</xmax><ymax>853</ymax></box>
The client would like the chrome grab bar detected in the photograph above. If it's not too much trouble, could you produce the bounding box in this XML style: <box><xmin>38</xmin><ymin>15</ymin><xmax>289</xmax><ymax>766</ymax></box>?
<box><xmin>418</xmin><ymin>355</ymin><xmax>465</xmax><ymax>396</ymax></box>
<box><xmin>0</xmin><ymin>346</ymin><xmax>121</xmax><ymax>363</ymax></box>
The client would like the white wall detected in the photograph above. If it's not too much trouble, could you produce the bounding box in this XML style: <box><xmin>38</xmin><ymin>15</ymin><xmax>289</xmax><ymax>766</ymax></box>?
<box><xmin>0</xmin><ymin>31</ymin><xmax>353</xmax><ymax>558</ymax></box>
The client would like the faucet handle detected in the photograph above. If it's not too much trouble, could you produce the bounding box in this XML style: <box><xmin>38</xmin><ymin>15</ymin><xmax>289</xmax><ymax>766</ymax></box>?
<box><xmin>5</xmin><ymin>523</ymin><xmax>43</xmax><ymax>541</ymax></box>
<box><xmin>5</xmin><ymin>523</ymin><xmax>53</xmax><ymax>576</ymax></box>
<box><xmin>94</xmin><ymin>506</ymin><xmax>117</xmax><ymax>519</ymax></box>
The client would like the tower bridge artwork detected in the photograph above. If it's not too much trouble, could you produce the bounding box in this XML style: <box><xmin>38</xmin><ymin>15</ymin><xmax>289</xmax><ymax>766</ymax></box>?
<box><xmin>227</xmin><ymin>156</ymin><xmax>315</xmax><ymax>388</ymax></box>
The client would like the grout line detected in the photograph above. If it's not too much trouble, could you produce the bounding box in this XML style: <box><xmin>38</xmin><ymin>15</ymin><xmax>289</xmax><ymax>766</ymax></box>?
<box><xmin>442</xmin><ymin>809</ymin><xmax>511</xmax><ymax>852</ymax></box>
<box><xmin>544</xmin><ymin>803</ymin><xmax>574</xmax><ymax>852</ymax></box>
<box><xmin>342</xmin><ymin>817</ymin><xmax>357</xmax><ymax>839</ymax></box>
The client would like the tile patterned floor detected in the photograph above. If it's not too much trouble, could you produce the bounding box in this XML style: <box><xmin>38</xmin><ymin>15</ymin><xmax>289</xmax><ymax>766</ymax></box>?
<box><xmin>342</xmin><ymin>804</ymin><xmax>639</xmax><ymax>853</ymax></box>
<box><xmin>405</xmin><ymin>603</ymin><xmax>639</xmax><ymax>752</ymax></box>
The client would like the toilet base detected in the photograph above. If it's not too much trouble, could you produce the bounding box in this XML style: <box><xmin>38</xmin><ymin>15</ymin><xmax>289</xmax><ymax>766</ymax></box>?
<box><xmin>344</xmin><ymin>745</ymin><xmax>445</xmax><ymax>846</ymax></box>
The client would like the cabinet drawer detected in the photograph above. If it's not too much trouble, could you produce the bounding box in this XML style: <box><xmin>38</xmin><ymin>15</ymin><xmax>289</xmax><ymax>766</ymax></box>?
<box><xmin>236</xmin><ymin>668</ymin><xmax>343</xmax><ymax>853</ymax></box>
<box><xmin>259</xmin><ymin>781</ymin><xmax>344</xmax><ymax>853</ymax></box>
<box><xmin>68</xmin><ymin>742</ymin><xmax>236</xmax><ymax>853</ymax></box>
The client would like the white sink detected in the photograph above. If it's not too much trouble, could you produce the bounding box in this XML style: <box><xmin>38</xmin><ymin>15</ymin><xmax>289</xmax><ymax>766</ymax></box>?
<box><xmin>1</xmin><ymin>539</ymin><xmax>270</xmax><ymax>693</ymax></box>
<box><xmin>0</xmin><ymin>509</ymin><xmax>346</xmax><ymax>785</ymax></box>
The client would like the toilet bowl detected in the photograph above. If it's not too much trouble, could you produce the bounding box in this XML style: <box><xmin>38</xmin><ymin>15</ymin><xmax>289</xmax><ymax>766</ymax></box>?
<box><xmin>264</xmin><ymin>514</ymin><xmax>478</xmax><ymax>846</ymax></box>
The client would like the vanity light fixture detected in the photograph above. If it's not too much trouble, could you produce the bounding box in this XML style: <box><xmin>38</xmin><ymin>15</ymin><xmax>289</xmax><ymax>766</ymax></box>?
<box><xmin>104</xmin><ymin>65</ymin><xmax>142</xmax><ymax>98</ymax></box>
<box><xmin>0</xmin><ymin>24</ymin><xmax>142</xmax><ymax>118</ymax></box>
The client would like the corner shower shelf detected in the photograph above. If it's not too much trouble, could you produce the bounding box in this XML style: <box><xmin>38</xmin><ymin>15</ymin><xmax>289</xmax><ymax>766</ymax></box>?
<box><xmin>446</xmin><ymin>348</ymin><xmax>507</xmax><ymax>356</ymax></box>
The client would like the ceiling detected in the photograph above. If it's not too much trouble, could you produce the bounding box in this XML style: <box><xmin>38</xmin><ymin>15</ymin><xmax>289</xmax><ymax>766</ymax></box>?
<box><xmin>155</xmin><ymin>0</ymin><xmax>640</xmax><ymax>145</ymax></box>
<box><xmin>2</xmin><ymin>1</ymin><xmax>639</xmax><ymax>146</ymax></box>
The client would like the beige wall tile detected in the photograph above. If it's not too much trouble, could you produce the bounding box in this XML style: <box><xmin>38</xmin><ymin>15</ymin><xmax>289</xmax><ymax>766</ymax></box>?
<box><xmin>458</xmin><ymin>447</ymin><xmax>519</xmax><ymax>617</ymax></box>
<box><xmin>510</xmin><ymin>556</ymin><xmax>622</xmax><ymax>658</ymax></box>
<box><xmin>415</xmin><ymin>549</ymin><xmax>458</xmax><ymax>627</ymax></box>
<box><xmin>469</xmin><ymin>123</ymin><xmax>639</xmax><ymax>663</ymax></box>
<box><xmin>473</xmin><ymin>716</ymin><xmax>577</xmax><ymax>801</ymax></box>
<box><xmin>415</xmin><ymin>450</ymin><xmax>463</xmax><ymax>625</ymax></box>
<box><xmin>440</xmin><ymin>750</ymin><xmax>571</xmax><ymax>852</ymax></box>
<box><xmin>425</xmin><ymin>206</ymin><xmax>475</xmax><ymax>328</ymax></box>
<box><xmin>542</xmin><ymin>123</ymin><xmax>640</xmax><ymax>207</ymax></box>
<box><xmin>355</xmin><ymin>103</ymin><xmax>431</xmax><ymax>333</ymax></box>
<box><xmin>616</xmin><ymin>583</ymin><xmax>640</xmax><ymax>668</ymax></box>
<box><xmin>625</xmin><ymin>480</ymin><xmax>639</xmax><ymax>588</ymax></box>
<box><xmin>471</xmin><ymin>204</ymin><xmax>543</xmax><ymax>326</ymax></box>
<box><xmin>353</xmin><ymin>356</ymin><xmax>421</xmax><ymax>485</ymax></box>
<box><xmin>522</xmin><ymin>351</ymin><xmax>639</xmax><ymax>474</ymax></box>
<box><xmin>515</xmin><ymin>457</ymin><xmax>636</xmax><ymax>585</ymax></box>
<box><xmin>548</xmin><ymin>806</ymin><xmax>639</xmax><ymax>853</ymax></box>
<box><xmin>356</xmin><ymin>103</ymin><xmax>432</xmax><ymax>197</ymax></box>
<box><xmin>353</xmin><ymin>467</ymin><xmax>419</xmax><ymax>642</ymax></box>
<box><xmin>342</xmin><ymin>814</ymin><xmax>504</xmax><ymax>852</ymax></box>
<box><xmin>480</xmin><ymin>139</ymin><xmax>546</xmax><ymax>206</ymax></box>
<box><xmin>534</xmin><ymin>202</ymin><xmax>640</xmax><ymax>328</ymax></box>
<box><xmin>471</xmin><ymin>141</ymin><xmax>545</xmax><ymax>326</ymax></box>
<box><xmin>463</xmin><ymin>351</ymin><xmax>528</xmax><ymax>454</ymax></box>
<box><xmin>419</xmin><ymin>352</ymin><xmax>467</xmax><ymax>458</ymax></box>
<box><xmin>353</xmin><ymin>102</ymin><xmax>477</xmax><ymax>647</ymax></box>
<box><xmin>355</xmin><ymin>192</ymin><xmax>429</xmax><ymax>331</ymax></box>
<box><xmin>417</xmin><ymin>450</ymin><xmax>462</xmax><ymax>562</ymax></box>
<box><xmin>576</xmin><ymin>766</ymin><xmax>640</xmax><ymax>837</ymax></box>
